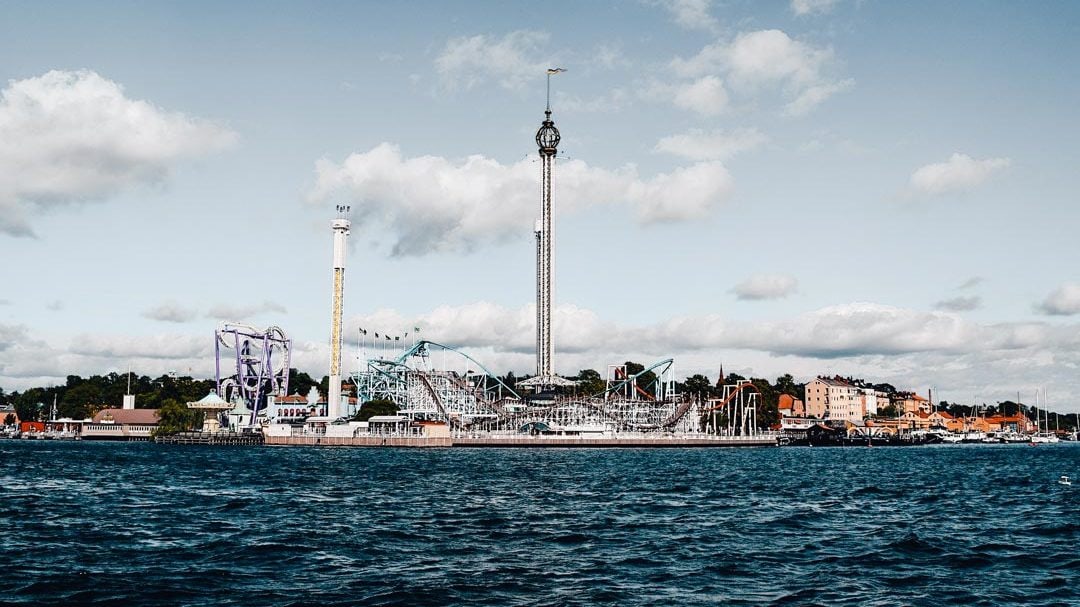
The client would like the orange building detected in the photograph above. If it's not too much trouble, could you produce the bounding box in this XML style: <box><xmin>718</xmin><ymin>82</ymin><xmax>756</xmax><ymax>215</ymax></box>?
<box><xmin>985</xmin><ymin>414</ymin><xmax>1034</xmax><ymax>433</ymax></box>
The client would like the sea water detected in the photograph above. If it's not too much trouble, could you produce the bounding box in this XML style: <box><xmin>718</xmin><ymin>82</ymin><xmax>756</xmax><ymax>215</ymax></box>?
<box><xmin>1</xmin><ymin>441</ymin><xmax>1077</xmax><ymax>606</ymax></box>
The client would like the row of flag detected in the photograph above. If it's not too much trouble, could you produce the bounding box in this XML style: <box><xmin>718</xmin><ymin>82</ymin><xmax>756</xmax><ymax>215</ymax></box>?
<box><xmin>357</xmin><ymin>327</ymin><xmax>421</xmax><ymax>342</ymax></box>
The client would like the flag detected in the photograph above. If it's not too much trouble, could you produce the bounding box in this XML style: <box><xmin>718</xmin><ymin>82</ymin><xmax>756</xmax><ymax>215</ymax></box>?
<box><xmin>394</xmin><ymin>336</ymin><xmax>400</xmax><ymax>341</ymax></box>
<box><xmin>374</xmin><ymin>332</ymin><xmax>379</xmax><ymax>338</ymax></box>
<box><xmin>414</xmin><ymin>326</ymin><xmax>420</xmax><ymax>332</ymax></box>
<box><xmin>547</xmin><ymin>67</ymin><xmax>566</xmax><ymax>74</ymax></box>
<box><xmin>385</xmin><ymin>335</ymin><xmax>391</xmax><ymax>341</ymax></box>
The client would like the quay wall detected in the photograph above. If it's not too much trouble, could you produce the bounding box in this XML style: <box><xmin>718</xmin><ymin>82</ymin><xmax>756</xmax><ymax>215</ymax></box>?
<box><xmin>265</xmin><ymin>435</ymin><xmax>452</xmax><ymax>447</ymax></box>
<box><xmin>453</xmin><ymin>436</ymin><xmax>777</xmax><ymax>448</ymax></box>
<box><xmin>264</xmin><ymin>434</ymin><xmax>775</xmax><ymax>448</ymax></box>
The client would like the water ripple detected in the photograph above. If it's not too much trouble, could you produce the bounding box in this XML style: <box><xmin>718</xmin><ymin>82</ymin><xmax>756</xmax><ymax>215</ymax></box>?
<box><xmin>1</xmin><ymin>441</ymin><xmax>1078</xmax><ymax>605</ymax></box>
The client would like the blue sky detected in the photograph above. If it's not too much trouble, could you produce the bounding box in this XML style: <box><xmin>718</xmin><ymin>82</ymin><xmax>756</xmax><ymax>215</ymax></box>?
<box><xmin>1</xmin><ymin>0</ymin><xmax>1079</xmax><ymax>411</ymax></box>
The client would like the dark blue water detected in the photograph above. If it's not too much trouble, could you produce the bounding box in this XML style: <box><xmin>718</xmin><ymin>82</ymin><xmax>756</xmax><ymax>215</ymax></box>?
<box><xmin>1</xmin><ymin>441</ymin><xmax>1078</xmax><ymax>606</ymax></box>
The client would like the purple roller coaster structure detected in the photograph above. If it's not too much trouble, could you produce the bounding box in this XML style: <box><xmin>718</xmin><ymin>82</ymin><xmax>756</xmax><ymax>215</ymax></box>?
<box><xmin>215</xmin><ymin>322</ymin><xmax>291</xmax><ymax>427</ymax></box>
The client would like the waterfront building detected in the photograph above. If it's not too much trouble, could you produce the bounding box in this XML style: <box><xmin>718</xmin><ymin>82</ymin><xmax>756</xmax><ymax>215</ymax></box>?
<box><xmin>777</xmin><ymin>394</ymin><xmax>805</xmax><ymax>417</ymax></box>
<box><xmin>860</xmin><ymin>389</ymin><xmax>889</xmax><ymax>416</ymax></box>
<box><xmin>83</xmin><ymin>408</ymin><xmax>159</xmax><ymax>440</ymax></box>
<box><xmin>269</xmin><ymin>394</ymin><xmax>314</xmax><ymax>422</ymax></box>
<box><xmin>894</xmin><ymin>392</ymin><xmax>932</xmax><ymax>415</ymax></box>
<box><xmin>985</xmin><ymin>414</ymin><xmax>1034</xmax><ymax>433</ymax></box>
<box><xmin>804</xmin><ymin>377</ymin><xmax>863</xmax><ymax>421</ymax></box>
<box><xmin>926</xmin><ymin>410</ymin><xmax>955</xmax><ymax>429</ymax></box>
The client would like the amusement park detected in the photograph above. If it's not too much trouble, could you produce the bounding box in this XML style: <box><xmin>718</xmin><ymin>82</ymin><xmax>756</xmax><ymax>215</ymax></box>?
<box><xmin>197</xmin><ymin>71</ymin><xmax>778</xmax><ymax>448</ymax></box>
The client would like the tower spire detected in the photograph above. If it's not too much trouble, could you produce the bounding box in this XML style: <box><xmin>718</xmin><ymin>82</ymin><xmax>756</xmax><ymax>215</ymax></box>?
<box><xmin>527</xmin><ymin>68</ymin><xmax>566</xmax><ymax>392</ymax></box>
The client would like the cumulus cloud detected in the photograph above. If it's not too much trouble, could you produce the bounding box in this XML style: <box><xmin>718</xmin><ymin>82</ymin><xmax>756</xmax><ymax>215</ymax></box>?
<box><xmin>1037</xmin><ymin>283</ymin><xmax>1080</xmax><ymax>316</ymax></box>
<box><xmin>666</xmin><ymin>29</ymin><xmax>850</xmax><ymax>115</ymax></box>
<box><xmin>142</xmin><ymin>301</ymin><xmax>199</xmax><ymax>323</ymax></box>
<box><xmin>0</xmin><ymin>70</ymin><xmax>236</xmax><ymax>237</ymax></box>
<box><xmin>0</xmin><ymin>325</ymin><xmax>217</xmax><ymax>388</ymax></box>
<box><xmin>671</xmin><ymin>76</ymin><xmax>729</xmax><ymax>115</ymax></box>
<box><xmin>909</xmin><ymin>153</ymin><xmax>1011</xmax><ymax>196</ymax></box>
<box><xmin>70</xmin><ymin>333</ymin><xmax>210</xmax><ymax>360</ymax></box>
<box><xmin>345</xmin><ymin>301</ymin><xmax>1080</xmax><ymax>375</ymax></box>
<box><xmin>206</xmin><ymin>301</ymin><xmax>288</xmax><ymax>321</ymax></box>
<box><xmin>791</xmin><ymin>0</ymin><xmax>841</xmax><ymax>15</ymax></box>
<box><xmin>435</xmin><ymin>30</ymin><xmax>553</xmax><ymax>91</ymax></box>
<box><xmin>655</xmin><ymin>128</ymin><xmax>766</xmax><ymax>161</ymax></box>
<box><xmin>934</xmin><ymin>296</ymin><xmax>982</xmax><ymax>312</ymax></box>
<box><xmin>0</xmin><ymin>323</ymin><xmax>29</xmax><ymax>352</ymax></box>
<box><xmin>732</xmin><ymin>274</ymin><xmax>798</xmax><ymax>301</ymax></box>
<box><xmin>654</xmin><ymin>0</ymin><xmax>720</xmax><ymax>33</ymax></box>
<box><xmin>308</xmin><ymin>143</ymin><xmax>733</xmax><ymax>255</ymax></box>
<box><xmin>6</xmin><ymin>304</ymin><xmax>1080</xmax><ymax>408</ymax></box>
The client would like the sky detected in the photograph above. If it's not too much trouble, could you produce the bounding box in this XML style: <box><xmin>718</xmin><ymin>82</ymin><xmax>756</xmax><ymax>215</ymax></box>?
<box><xmin>1</xmin><ymin>0</ymin><xmax>1079</xmax><ymax>412</ymax></box>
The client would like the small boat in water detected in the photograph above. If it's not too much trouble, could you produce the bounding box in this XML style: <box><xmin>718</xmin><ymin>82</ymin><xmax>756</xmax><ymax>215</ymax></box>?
<box><xmin>1059</xmin><ymin>476</ymin><xmax>1072</xmax><ymax>486</ymax></box>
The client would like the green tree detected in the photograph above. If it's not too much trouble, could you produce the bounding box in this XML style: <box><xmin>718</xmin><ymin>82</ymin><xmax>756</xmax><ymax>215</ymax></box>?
<box><xmin>288</xmin><ymin>368</ymin><xmax>319</xmax><ymax>396</ymax></box>
<box><xmin>774</xmin><ymin>374</ymin><xmax>801</xmax><ymax>397</ymax></box>
<box><xmin>3</xmin><ymin>413</ymin><xmax>14</xmax><ymax>425</ymax></box>
<box><xmin>352</xmin><ymin>399</ymin><xmax>398</xmax><ymax>422</ymax></box>
<box><xmin>623</xmin><ymin>361</ymin><xmax>657</xmax><ymax>398</ymax></box>
<box><xmin>574</xmin><ymin>369</ymin><xmax>605</xmax><ymax>395</ymax></box>
<box><xmin>152</xmin><ymin>399</ymin><xmax>196</xmax><ymax>437</ymax></box>
<box><xmin>682</xmin><ymin>374</ymin><xmax>713</xmax><ymax>398</ymax></box>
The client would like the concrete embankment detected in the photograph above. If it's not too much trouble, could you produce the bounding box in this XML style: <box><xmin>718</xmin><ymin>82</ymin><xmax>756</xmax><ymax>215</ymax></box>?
<box><xmin>453</xmin><ymin>436</ymin><xmax>777</xmax><ymax>448</ymax></box>
<box><xmin>265</xmin><ymin>435</ymin><xmax>452</xmax><ymax>447</ymax></box>
<box><xmin>263</xmin><ymin>435</ymin><xmax>775</xmax><ymax>448</ymax></box>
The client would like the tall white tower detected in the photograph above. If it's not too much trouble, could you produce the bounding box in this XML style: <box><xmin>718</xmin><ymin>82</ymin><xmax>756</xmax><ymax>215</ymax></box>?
<box><xmin>527</xmin><ymin>68</ymin><xmax>568</xmax><ymax>391</ymax></box>
<box><xmin>328</xmin><ymin>206</ymin><xmax>351</xmax><ymax>419</ymax></box>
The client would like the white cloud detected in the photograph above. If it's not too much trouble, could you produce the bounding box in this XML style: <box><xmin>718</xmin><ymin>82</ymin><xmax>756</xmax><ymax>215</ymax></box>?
<box><xmin>0</xmin><ymin>323</ymin><xmax>29</xmax><ymax>352</ymax></box>
<box><xmin>732</xmin><ymin>274</ymin><xmax>798</xmax><ymax>301</ymax></box>
<box><xmin>1037</xmin><ymin>283</ymin><xmax>1080</xmax><ymax>316</ymax></box>
<box><xmin>783</xmin><ymin>78</ymin><xmax>854</xmax><ymax>115</ymax></box>
<box><xmin>957</xmin><ymin>276</ymin><xmax>984</xmax><ymax>290</ymax></box>
<box><xmin>909</xmin><ymin>153</ymin><xmax>1011</xmax><ymax>196</ymax></box>
<box><xmin>143</xmin><ymin>301</ymin><xmax>199</xmax><ymax>323</ymax></box>
<box><xmin>70</xmin><ymin>333</ymin><xmax>210</xmax><ymax>360</ymax></box>
<box><xmin>308</xmin><ymin>143</ymin><xmax>733</xmax><ymax>255</ymax></box>
<box><xmin>672</xmin><ymin>76</ymin><xmax>729</xmax><ymax>115</ymax></box>
<box><xmin>791</xmin><ymin>0</ymin><xmax>841</xmax><ymax>16</ymax></box>
<box><xmin>934</xmin><ymin>296</ymin><xmax>982</xmax><ymax>312</ymax></box>
<box><xmin>655</xmin><ymin>0</ymin><xmax>720</xmax><ymax>33</ymax></box>
<box><xmin>6</xmin><ymin>304</ymin><xmax>1080</xmax><ymax>410</ymax></box>
<box><xmin>435</xmin><ymin>30</ymin><xmax>553</xmax><ymax>91</ymax></box>
<box><xmin>655</xmin><ymin>128</ymin><xmax>767</xmax><ymax>161</ymax></box>
<box><xmin>206</xmin><ymin>301</ymin><xmax>288</xmax><ymax>321</ymax></box>
<box><xmin>0</xmin><ymin>70</ymin><xmax>236</xmax><ymax>237</ymax></box>
<box><xmin>667</xmin><ymin>29</ymin><xmax>850</xmax><ymax>116</ymax></box>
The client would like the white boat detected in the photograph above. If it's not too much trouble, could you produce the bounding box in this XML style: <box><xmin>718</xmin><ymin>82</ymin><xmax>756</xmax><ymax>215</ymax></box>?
<box><xmin>1059</xmin><ymin>475</ymin><xmax>1072</xmax><ymax>486</ymax></box>
<box><xmin>963</xmin><ymin>430</ymin><xmax>987</xmax><ymax>443</ymax></box>
<box><xmin>941</xmin><ymin>433</ymin><xmax>964</xmax><ymax>444</ymax></box>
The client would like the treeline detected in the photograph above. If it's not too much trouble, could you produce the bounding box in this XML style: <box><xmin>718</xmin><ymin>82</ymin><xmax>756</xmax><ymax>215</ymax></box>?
<box><xmin>0</xmin><ymin>373</ymin><xmax>217</xmax><ymax>422</ymax></box>
<box><xmin>0</xmin><ymin>368</ymin><xmax>330</xmax><ymax>423</ymax></box>
<box><xmin>5</xmin><ymin>367</ymin><xmax>1076</xmax><ymax>431</ymax></box>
